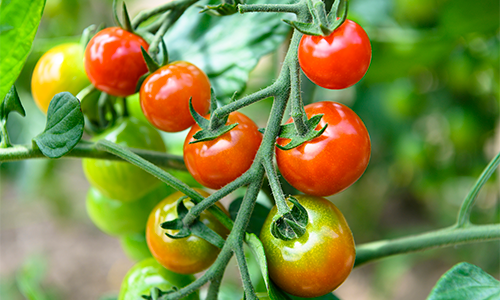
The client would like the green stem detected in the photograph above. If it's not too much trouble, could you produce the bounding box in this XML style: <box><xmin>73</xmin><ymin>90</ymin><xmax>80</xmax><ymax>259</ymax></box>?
<box><xmin>0</xmin><ymin>141</ymin><xmax>186</xmax><ymax>170</ymax></box>
<box><xmin>235</xmin><ymin>245</ymin><xmax>257</xmax><ymax>300</ymax></box>
<box><xmin>455</xmin><ymin>151</ymin><xmax>500</xmax><ymax>228</ymax></box>
<box><xmin>288</xmin><ymin>31</ymin><xmax>309</xmax><ymax>137</ymax></box>
<box><xmin>239</xmin><ymin>3</ymin><xmax>302</xmax><ymax>14</ymax></box>
<box><xmin>354</xmin><ymin>224</ymin><xmax>500</xmax><ymax>267</ymax></box>
<box><xmin>262</xmin><ymin>157</ymin><xmax>290</xmax><ymax>216</ymax></box>
<box><xmin>95</xmin><ymin>140</ymin><xmax>234</xmax><ymax>230</ymax></box>
<box><xmin>206</xmin><ymin>273</ymin><xmax>223</xmax><ymax>300</ymax></box>
<box><xmin>131</xmin><ymin>0</ymin><xmax>198</xmax><ymax>29</ymax></box>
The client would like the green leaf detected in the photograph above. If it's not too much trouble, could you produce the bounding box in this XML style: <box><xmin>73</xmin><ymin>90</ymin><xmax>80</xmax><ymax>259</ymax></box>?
<box><xmin>0</xmin><ymin>0</ymin><xmax>46</xmax><ymax>103</ymax></box>
<box><xmin>427</xmin><ymin>262</ymin><xmax>500</xmax><ymax>300</ymax></box>
<box><xmin>163</xmin><ymin>0</ymin><xmax>292</xmax><ymax>102</ymax></box>
<box><xmin>33</xmin><ymin>92</ymin><xmax>84</xmax><ymax>158</ymax></box>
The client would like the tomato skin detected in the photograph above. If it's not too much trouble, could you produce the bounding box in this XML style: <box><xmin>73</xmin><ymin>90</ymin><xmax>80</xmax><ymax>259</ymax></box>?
<box><xmin>140</xmin><ymin>61</ymin><xmax>211</xmax><ymax>132</ymax></box>
<box><xmin>118</xmin><ymin>258</ymin><xmax>198</xmax><ymax>300</ymax></box>
<box><xmin>260</xmin><ymin>195</ymin><xmax>355</xmax><ymax>298</ymax></box>
<box><xmin>298</xmin><ymin>20</ymin><xmax>371</xmax><ymax>89</ymax></box>
<box><xmin>84</xmin><ymin>27</ymin><xmax>149</xmax><ymax>97</ymax></box>
<box><xmin>146</xmin><ymin>190</ymin><xmax>229</xmax><ymax>274</ymax></box>
<box><xmin>183</xmin><ymin>112</ymin><xmax>262</xmax><ymax>189</ymax></box>
<box><xmin>86</xmin><ymin>183</ymin><xmax>174</xmax><ymax>236</ymax></box>
<box><xmin>120</xmin><ymin>232</ymin><xmax>153</xmax><ymax>262</ymax></box>
<box><xmin>31</xmin><ymin>43</ymin><xmax>89</xmax><ymax>113</ymax></box>
<box><xmin>276</xmin><ymin>101</ymin><xmax>370</xmax><ymax>197</ymax></box>
<box><xmin>82</xmin><ymin>117</ymin><xmax>166</xmax><ymax>202</ymax></box>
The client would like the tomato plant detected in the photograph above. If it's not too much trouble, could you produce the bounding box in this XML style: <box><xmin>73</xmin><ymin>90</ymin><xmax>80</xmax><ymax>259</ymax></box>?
<box><xmin>82</xmin><ymin>117</ymin><xmax>166</xmax><ymax>202</ymax></box>
<box><xmin>31</xmin><ymin>42</ymin><xmax>89</xmax><ymax>113</ymax></box>
<box><xmin>298</xmin><ymin>19</ymin><xmax>372</xmax><ymax>90</ymax></box>
<box><xmin>260</xmin><ymin>195</ymin><xmax>355</xmax><ymax>298</ymax></box>
<box><xmin>118</xmin><ymin>258</ymin><xmax>198</xmax><ymax>300</ymax></box>
<box><xmin>276</xmin><ymin>101</ymin><xmax>371</xmax><ymax>196</ymax></box>
<box><xmin>84</xmin><ymin>27</ymin><xmax>149</xmax><ymax>97</ymax></box>
<box><xmin>140</xmin><ymin>61</ymin><xmax>211</xmax><ymax>132</ymax></box>
<box><xmin>183</xmin><ymin>111</ymin><xmax>262</xmax><ymax>189</ymax></box>
<box><xmin>146</xmin><ymin>190</ymin><xmax>229</xmax><ymax>274</ymax></box>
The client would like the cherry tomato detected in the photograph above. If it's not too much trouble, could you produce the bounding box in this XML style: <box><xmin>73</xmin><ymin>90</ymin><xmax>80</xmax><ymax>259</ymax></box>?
<box><xmin>84</xmin><ymin>27</ymin><xmax>149</xmax><ymax>97</ymax></box>
<box><xmin>146</xmin><ymin>190</ymin><xmax>229</xmax><ymax>274</ymax></box>
<box><xmin>31</xmin><ymin>43</ymin><xmax>90</xmax><ymax>113</ymax></box>
<box><xmin>118</xmin><ymin>258</ymin><xmax>198</xmax><ymax>300</ymax></box>
<box><xmin>86</xmin><ymin>183</ymin><xmax>175</xmax><ymax>236</ymax></box>
<box><xmin>260</xmin><ymin>195</ymin><xmax>355</xmax><ymax>298</ymax></box>
<box><xmin>183</xmin><ymin>112</ymin><xmax>262</xmax><ymax>189</ymax></box>
<box><xmin>298</xmin><ymin>19</ymin><xmax>372</xmax><ymax>89</ymax></box>
<box><xmin>140</xmin><ymin>61</ymin><xmax>211</xmax><ymax>132</ymax></box>
<box><xmin>276</xmin><ymin>101</ymin><xmax>370</xmax><ymax>197</ymax></box>
<box><xmin>120</xmin><ymin>233</ymin><xmax>152</xmax><ymax>262</ymax></box>
<box><xmin>82</xmin><ymin>117</ymin><xmax>166</xmax><ymax>202</ymax></box>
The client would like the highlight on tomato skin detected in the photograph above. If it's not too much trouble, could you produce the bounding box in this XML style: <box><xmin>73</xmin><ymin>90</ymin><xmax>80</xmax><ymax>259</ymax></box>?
<box><xmin>140</xmin><ymin>61</ymin><xmax>211</xmax><ymax>133</ymax></box>
<box><xmin>260</xmin><ymin>195</ymin><xmax>356</xmax><ymax>298</ymax></box>
<box><xmin>276</xmin><ymin>101</ymin><xmax>371</xmax><ymax>197</ymax></box>
<box><xmin>146</xmin><ymin>190</ymin><xmax>230</xmax><ymax>275</ymax></box>
<box><xmin>298</xmin><ymin>19</ymin><xmax>372</xmax><ymax>90</ymax></box>
<box><xmin>183</xmin><ymin>111</ymin><xmax>263</xmax><ymax>190</ymax></box>
<box><xmin>84</xmin><ymin>27</ymin><xmax>149</xmax><ymax>97</ymax></box>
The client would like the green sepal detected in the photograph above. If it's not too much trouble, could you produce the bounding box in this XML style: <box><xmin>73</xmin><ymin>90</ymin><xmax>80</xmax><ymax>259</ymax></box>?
<box><xmin>135</xmin><ymin>73</ymin><xmax>149</xmax><ymax>93</ymax></box>
<box><xmin>32</xmin><ymin>92</ymin><xmax>84</xmax><ymax>158</ymax></box>
<box><xmin>284</xmin><ymin>0</ymin><xmax>348</xmax><ymax>36</ymax></box>
<box><xmin>121</xmin><ymin>2</ymin><xmax>133</xmax><ymax>33</ymax></box>
<box><xmin>80</xmin><ymin>24</ymin><xmax>98</xmax><ymax>48</ymax></box>
<box><xmin>199</xmin><ymin>0</ymin><xmax>243</xmax><ymax>16</ymax></box>
<box><xmin>141</xmin><ymin>46</ymin><xmax>160</xmax><ymax>73</ymax></box>
<box><xmin>159</xmin><ymin>39</ymin><xmax>169</xmax><ymax>66</ymax></box>
<box><xmin>112</xmin><ymin>0</ymin><xmax>123</xmax><ymax>29</ymax></box>
<box><xmin>271</xmin><ymin>196</ymin><xmax>308</xmax><ymax>241</ymax></box>
<box><xmin>1</xmin><ymin>86</ymin><xmax>26</xmax><ymax>148</ymax></box>
<box><xmin>188</xmin><ymin>92</ymin><xmax>238</xmax><ymax>144</ymax></box>
<box><xmin>276</xmin><ymin>114</ymin><xmax>327</xmax><ymax>150</ymax></box>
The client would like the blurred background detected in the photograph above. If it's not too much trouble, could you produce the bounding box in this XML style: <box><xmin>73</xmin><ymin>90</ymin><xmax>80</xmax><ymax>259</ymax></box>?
<box><xmin>1</xmin><ymin>0</ymin><xmax>498</xmax><ymax>299</ymax></box>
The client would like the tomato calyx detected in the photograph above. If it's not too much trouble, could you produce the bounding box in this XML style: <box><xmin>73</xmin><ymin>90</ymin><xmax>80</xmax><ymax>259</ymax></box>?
<box><xmin>276</xmin><ymin>113</ymin><xmax>328</xmax><ymax>150</ymax></box>
<box><xmin>136</xmin><ymin>40</ymin><xmax>169</xmax><ymax>93</ymax></box>
<box><xmin>284</xmin><ymin>0</ymin><xmax>347</xmax><ymax>36</ymax></box>
<box><xmin>160</xmin><ymin>196</ymin><xmax>226</xmax><ymax>248</ymax></box>
<box><xmin>199</xmin><ymin>0</ymin><xmax>243</xmax><ymax>16</ymax></box>
<box><xmin>113</xmin><ymin>0</ymin><xmax>134</xmax><ymax>33</ymax></box>
<box><xmin>271</xmin><ymin>196</ymin><xmax>309</xmax><ymax>241</ymax></box>
<box><xmin>187</xmin><ymin>91</ymin><xmax>239</xmax><ymax>143</ymax></box>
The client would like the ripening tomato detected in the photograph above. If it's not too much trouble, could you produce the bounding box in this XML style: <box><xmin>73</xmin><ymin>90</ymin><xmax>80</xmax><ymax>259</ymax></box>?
<box><xmin>84</xmin><ymin>27</ymin><xmax>149</xmax><ymax>97</ymax></box>
<box><xmin>146</xmin><ymin>190</ymin><xmax>229</xmax><ymax>274</ymax></box>
<box><xmin>260</xmin><ymin>195</ymin><xmax>355</xmax><ymax>298</ymax></box>
<box><xmin>120</xmin><ymin>233</ymin><xmax>153</xmax><ymax>262</ymax></box>
<box><xmin>118</xmin><ymin>258</ymin><xmax>198</xmax><ymax>300</ymax></box>
<box><xmin>276</xmin><ymin>101</ymin><xmax>370</xmax><ymax>196</ymax></box>
<box><xmin>31</xmin><ymin>43</ymin><xmax>90</xmax><ymax>113</ymax></box>
<box><xmin>140</xmin><ymin>61</ymin><xmax>211</xmax><ymax>132</ymax></box>
<box><xmin>183</xmin><ymin>112</ymin><xmax>262</xmax><ymax>189</ymax></box>
<box><xmin>82</xmin><ymin>117</ymin><xmax>166</xmax><ymax>202</ymax></box>
<box><xmin>86</xmin><ymin>183</ymin><xmax>175</xmax><ymax>236</ymax></box>
<box><xmin>298</xmin><ymin>19</ymin><xmax>372</xmax><ymax>89</ymax></box>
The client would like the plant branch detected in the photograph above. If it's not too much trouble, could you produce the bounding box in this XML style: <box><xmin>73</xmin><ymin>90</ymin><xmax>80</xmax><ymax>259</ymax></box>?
<box><xmin>132</xmin><ymin>0</ymin><xmax>198</xmax><ymax>29</ymax></box>
<box><xmin>239</xmin><ymin>3</ymin><xmax>302</xmax><ymax>14</ymax></box>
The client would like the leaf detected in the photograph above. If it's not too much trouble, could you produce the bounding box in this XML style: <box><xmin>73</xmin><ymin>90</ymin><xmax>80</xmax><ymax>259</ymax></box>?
<box><xmin>0</xmin><ymin>85</ymin><xmax>25</xmax><ymax>120</ymax></box>
<box><xmin>427</xmin><ymin>262</ymin><xmax>500</xmax><ymax>300</ymax></box>
<box><xmin>33</xmin><ymin>92</ymin><xmax>84</xmax><ymax>158</ymax></box>
<box><xmin>163</xmin><ymin>0</ymin><xmax>292</xmax><ymax>102</ymax></box>
<box><xmin>229</xmin><ymin>197</ymin><xmax>270</xmax><ymax>234</ymax></box>
<box><xmin>0</xmin><ymin>0</ymin><xmax>46</xmax><ymax>103</ymax></box>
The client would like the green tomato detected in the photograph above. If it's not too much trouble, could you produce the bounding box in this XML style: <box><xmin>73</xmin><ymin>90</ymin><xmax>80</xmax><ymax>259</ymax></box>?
<box><xmin>127</xmin><ymin>93</ymin><xmax>150</xmax><ymax>124</ymax></box>
<box><xmin>82</xmin><ymin>117</ymin><xmax>166</xmax><ymax>202</ymax></box>
<box><xmin>86</xmin><ymin>183</ymin><xmax>175</xmax><ymax>236</ymax></box>
<box><xmin>120</xmin><ymin>232</ymin><xmax>152</xmax><ymax>262</ymax></box>
<box><xmin>118</xmin><ymin>258</ymin><xmax>198</xmax><ymax>300</ymax></box>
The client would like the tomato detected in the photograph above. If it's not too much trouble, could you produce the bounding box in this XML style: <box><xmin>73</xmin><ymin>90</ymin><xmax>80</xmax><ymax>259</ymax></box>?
<box><xmin>146</xmin><ymin>190</ymin><xmax>229</xmax><ymax>274</ymax></box>
<box><xmin>118</xmin><ymin>258</ymin><xmax>198</xmax><ymax>300</ymax></box>
<box><xmin>82</xmin><ymin>117</ymin><xmax>166</xmax><ymax>202</ymax></box>
<box><xmin>140</xmin><ymin>61</ymin><xmax>211</xmax><ymax>132</ymax></box>
<box><xmin>86</xmin><ymin>183</ymin><xmax>175</xmax><ymax>236</ymax></box>
<box><xmin>276</xmin><ymin>101</ymin><xmax>370</xmax><ymax>197</ymax></box>
<box><xmin>120</xmin><ymin>233</ymin><xmax>153</xmax><ymax>262</ymax></box>
<box><xmin>31</xmin><ymin>43</ymin><xmax>90</xmax><ymax>113</ymax></box>
<box><xmin>183</xmin><ymin>112</ymin><xmax>262</xmax><ymax>189</ymax></box>
<box><xmin>298</xmin><ymin>19</ymin><xmax>371</xmax><ymax>90</ymax></box>
<box><xmin>84</xmin><ymin>27</ymin><xmax>149</xmax><ymax>97</ymax></box>
<box><xmin>260</xmin><ymin>195</ymin><xmax>355</xmax><ymax>298</ymax></box>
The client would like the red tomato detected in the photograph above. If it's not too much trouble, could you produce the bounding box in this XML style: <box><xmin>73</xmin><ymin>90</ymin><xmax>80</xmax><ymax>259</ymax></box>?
<box><xmin>140</xmin><ymin>61</ymin><xmax>211</xmax><ymax>132</ymax></box>
<box><xmin>298</xmin><ymin>20</ymin><xmax>372</xmax><ymax>89</ymax></box>
<box><xmin>84</xmin><ymin>27</ymin><xmax>149</xmax><ymax>97</ymax></box>
<box><xmin>146</xmin><ymin>190</ymin><xmax>229</xmax><ymax>274</ymax></box>
<box><xmin>276</xmin><ymin>101</ymin><xmax>370</xmax><ymax>196</ymax></box>
<box><xmin>260</xmin><ymin>195</ymin><xmax>355</xmax><ymax>298</ymax></box>
<box><xmin>183</xmin><ymin>112</ymin><xmax>262</xmax><ymax>189</ymax></box>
